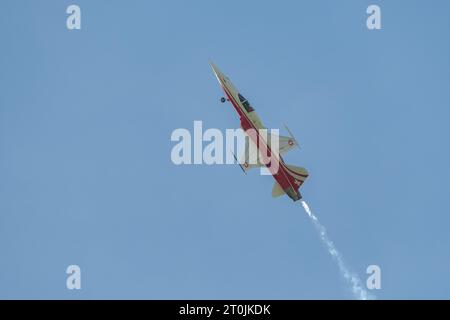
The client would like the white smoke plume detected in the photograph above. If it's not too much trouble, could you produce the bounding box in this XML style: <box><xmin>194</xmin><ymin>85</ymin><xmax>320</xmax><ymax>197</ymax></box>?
<box><xmin>301</xmin><ymin>200</ymin><xmax>374</xmax><ymax>300</ymax></box>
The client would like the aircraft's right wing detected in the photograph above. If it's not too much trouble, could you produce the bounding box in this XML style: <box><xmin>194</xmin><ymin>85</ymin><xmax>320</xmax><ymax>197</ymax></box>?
<box><xmin>272</xmin><ymin>182</ymin><xmax>285</xmax><ymax>198</ymax></box>
<box><xmin>267</xmin><ymin>133</ymin><xmax>297</xmax><ymax>155</ymax></box>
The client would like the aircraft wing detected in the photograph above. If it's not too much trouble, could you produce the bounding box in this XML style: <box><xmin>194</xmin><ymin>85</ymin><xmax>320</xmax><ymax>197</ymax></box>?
<box><xmin>267</xmin><ymin>133</ymin><xmax>298</xmax><ymax>155</ymax></box>
<box><xmin>233</xmin><ymin>128</ymin><xmax>299</xmax><ymax>172</ymax></box>
<box><xmin>235</xmin><ymin>135</ymin><xmax>264</xmax><ymax>173</ymax></box>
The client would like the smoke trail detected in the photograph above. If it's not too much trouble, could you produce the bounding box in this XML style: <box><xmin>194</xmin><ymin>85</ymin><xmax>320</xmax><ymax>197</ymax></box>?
<box><xmin>301</xmin><ymin>200</ymin><xmax>373</xmax><ymax>300</ymax></box>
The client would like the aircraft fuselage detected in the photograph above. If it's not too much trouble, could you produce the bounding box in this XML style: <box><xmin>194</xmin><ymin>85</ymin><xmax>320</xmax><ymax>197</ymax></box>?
<box><xmin>211</xmin><ymin>63</ymin><xmax>302</xmax><ymax>201</ymax></box>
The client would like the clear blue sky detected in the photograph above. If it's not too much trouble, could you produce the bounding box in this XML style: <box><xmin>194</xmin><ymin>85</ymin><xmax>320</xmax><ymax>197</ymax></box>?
<box><xmin>1</xmin><ymin>0</ymin><xmax>449</xmax><ymax>299</ymax></box>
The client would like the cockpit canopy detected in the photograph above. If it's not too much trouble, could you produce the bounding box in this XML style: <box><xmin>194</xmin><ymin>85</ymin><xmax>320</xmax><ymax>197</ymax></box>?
<box><xmin>238</xmin><ymin>93</ymin><xmax>255</xmax><ymax>113</ymax></box>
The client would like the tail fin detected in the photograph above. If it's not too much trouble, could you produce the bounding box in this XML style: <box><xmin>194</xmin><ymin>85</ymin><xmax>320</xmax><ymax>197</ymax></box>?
<box><xmin>285</xmin><ymin>164</ymin><xmax>309</xmax><ymax>186</ymax></box>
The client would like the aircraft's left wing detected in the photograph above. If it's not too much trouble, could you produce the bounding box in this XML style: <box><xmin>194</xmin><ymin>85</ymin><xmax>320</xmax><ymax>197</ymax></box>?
<box><xmin>236</xmin><ymin>135</ymin><xmax>264</xmax><ymax>173</ymax></box>
<box><xmin>232</xmin><ymin>125</ymin><xmax>299</xmax><ymax>172</ymax></box>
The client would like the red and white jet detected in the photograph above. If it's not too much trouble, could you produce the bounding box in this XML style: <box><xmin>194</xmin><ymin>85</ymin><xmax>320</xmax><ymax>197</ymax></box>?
<box><xmin>211</xmin><ymin>62</ymin><xmax>308</xmax><ymax>201</ymax></box>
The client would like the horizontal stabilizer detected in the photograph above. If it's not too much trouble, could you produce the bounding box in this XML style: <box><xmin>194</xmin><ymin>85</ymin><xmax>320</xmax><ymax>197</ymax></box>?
<box><xmin>272</xmin><ymin>182</ymin><xmax>285</xmax><ymax>198</ymax></box>
<box><xmin>235</xmin><ymin>131</ymin><xmax>263</xmax><ymax>172</ymax></box>
<box><xmin>285</xmin><ymin>164</ymin><xmax>309</xmax><ymax>185</ymax></box>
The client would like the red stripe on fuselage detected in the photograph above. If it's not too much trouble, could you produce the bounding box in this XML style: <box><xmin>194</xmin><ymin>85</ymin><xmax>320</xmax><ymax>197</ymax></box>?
<box><xmin>221</xmin><ymin>85</ymin><xmax>300</xmax><ymax>196</ymax></box>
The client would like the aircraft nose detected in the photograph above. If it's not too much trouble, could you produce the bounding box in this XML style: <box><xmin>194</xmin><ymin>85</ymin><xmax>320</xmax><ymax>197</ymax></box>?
<box><xmin>210</xmin><ymin>62</ymin><xmax>224</xmax><ymax>81</ymax></box>
<box><xmin>209</xmin><ymin>61</ymin><xmax>218</xmax><ymax>72</ymax></box>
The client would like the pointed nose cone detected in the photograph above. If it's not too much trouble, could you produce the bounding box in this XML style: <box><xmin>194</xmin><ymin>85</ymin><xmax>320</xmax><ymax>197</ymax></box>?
<box><xmin>210</xmin><ymin>61</ymin><xmax>225</xmax><ymax>84</ymax></box>
<box><xmin>209</xmin><ymin>61</ymin><xmax>219</xmax><ymax>75</ymax></box>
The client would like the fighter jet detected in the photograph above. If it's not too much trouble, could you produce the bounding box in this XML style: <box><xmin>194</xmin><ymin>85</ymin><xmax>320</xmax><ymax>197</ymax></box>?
<box><xmin>211</xmin><ymin>62</ymin><xmax>308</xmax><ymax>201</ymax></box>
